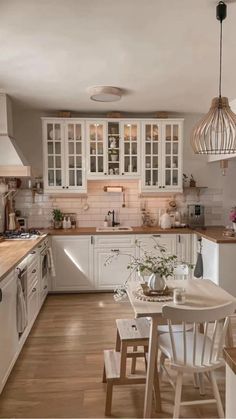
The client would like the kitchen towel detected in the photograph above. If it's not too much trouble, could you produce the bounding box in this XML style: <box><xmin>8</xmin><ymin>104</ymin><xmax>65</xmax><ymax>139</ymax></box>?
<box><xmin>47</xmin><ymin>247</ymin><xmax>56</xmax><ymax>277</ymax></box>
<box><xmin>17</xmin><ymin>278</ymin><xmax>27</xmax><ymax>334</ymax></box>
<box><xmin>194</xmin><ymin>252</ymin><xmax>203</xmax><ymax>278</ymax></box>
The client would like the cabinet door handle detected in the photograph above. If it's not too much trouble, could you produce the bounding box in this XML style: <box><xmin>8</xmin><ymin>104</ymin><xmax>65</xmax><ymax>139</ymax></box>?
<box><xmin>104</xmin><ymin>173</ymin><xmax>107</xmax><ymax>175</ymax></box>
<box><xmin>32</xmin><ymin>287</ymin><xmax>37</xmax><ymax>293</ymax></box>
<box><xmin>66</xmin><ymin>186</ymin><xmax>69</xmax><ymax>189</ymax></box>
<box><xmin>62</xmin><ymin>186</ymin><xmax>65</xmax><ymax>189</ymax></box>
<box><xmin>30</xmin><ymin>250</ymin><xmax>36</xmax><ymax>255</ymax></box>
<box><xmin>152</xmin><ymin>234</ymin><xmax>161</xmax><ymax>238</ymax></box>
<box><xmin>178</xmin><ymin>235</ymin><xmax>181</xmax><ymax>243</ymax></box>
<box><xmin>111</xmin><ymin>249</ymin><xmax>119</xmax><ymax>252</ymax></box>
<box><xmin>32</xmin><ymin>269</ymin><xmax>36</xmax><ymax>274</ymax></box>
<box><xmin>90</xmin><ymin>236</ymin><xmax>94</xmax><ymax>245</ymax></box>
<box><xmin>44</xmin><ymin>285</ymin><xmax>48</xmax><ymax>290</ymax></box>
<box><xmin>0</xmin><ymin>289</ymin><xmax>2</xmax><ymax>302</ymax></box>
<box><xmin>38</xmin><ymin>245</ymin><xmax>42</xmax><ymax>249</ymax></box>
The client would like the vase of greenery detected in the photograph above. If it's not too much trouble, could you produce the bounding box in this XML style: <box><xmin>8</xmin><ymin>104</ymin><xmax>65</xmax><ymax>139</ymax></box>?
<box><xmin>52</xmin><ymin>208</ymin><xmax>63</xmax><ymax>229</ymax></box>
<box><xmin>105</xmin><ymin>238</ymin><xmax>188</xmax><ymax>299</ymax></box>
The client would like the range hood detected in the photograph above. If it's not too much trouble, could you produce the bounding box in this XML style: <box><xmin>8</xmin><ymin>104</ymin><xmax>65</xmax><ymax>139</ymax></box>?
<box><xmin>0</xmin><ymin>93</ymin><xmax>31</xmax><ymax>177</ymax></box>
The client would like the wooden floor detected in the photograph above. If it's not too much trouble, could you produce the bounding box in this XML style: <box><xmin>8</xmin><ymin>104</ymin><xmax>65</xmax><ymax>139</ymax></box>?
<box><xmin>0</xmin><ymin>293</ymin><xmax>234</xmax><ymax>418</ymax></box>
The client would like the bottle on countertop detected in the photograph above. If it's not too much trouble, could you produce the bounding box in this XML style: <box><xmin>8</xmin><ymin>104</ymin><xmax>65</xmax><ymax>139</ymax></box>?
<box><xmin>62</xmin><ymin>217</ymin><xmax>67</xmax><ymax>229</ymax></box>
<box><xmin>104</xmin><ymin>216</ymin><xmax>109</xmax><ymax>228</ymax></box>
<box><xmin>66</xmin><ymin>217</ymin><xmax>71</xmax><ymax>229</ymax></box>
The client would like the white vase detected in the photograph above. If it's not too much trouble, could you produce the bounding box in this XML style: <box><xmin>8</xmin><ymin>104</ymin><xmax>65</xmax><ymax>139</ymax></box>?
<box><xmin>233</xmin><ymin>223</ymin><xmax>236</xmax><ymax>232</ymax></box>
<box><xmin>159</xmin><ymin>212</ymin><xmax>172</xmax><ymax>229</ymax></box>
<box><xmin>111</xmin><ymin>154</ymin><xmax>118</xmax><ymax>162</ymax></box>
<box><xmin>148</xmin><ymin>273</ymin><xmax>166</xmax><ymax>291</ymax></box>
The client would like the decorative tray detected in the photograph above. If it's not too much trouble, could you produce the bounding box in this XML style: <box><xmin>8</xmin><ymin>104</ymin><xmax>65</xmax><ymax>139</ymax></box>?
<box><xmin>141</xmin><ymin>283</ymin><xmax>173</xmax><ymax>297</ymax></box>
<box><xmin>133</xmin><ymin>284</ymin><xmax>174</xmax><ymax>302</ymax></box>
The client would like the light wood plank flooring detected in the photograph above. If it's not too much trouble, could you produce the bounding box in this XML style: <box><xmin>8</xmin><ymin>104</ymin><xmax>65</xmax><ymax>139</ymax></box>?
<box><xmin>0</xmin><ymin>293</ymin><xmax>235</xmax><ymax>418</ymax></box>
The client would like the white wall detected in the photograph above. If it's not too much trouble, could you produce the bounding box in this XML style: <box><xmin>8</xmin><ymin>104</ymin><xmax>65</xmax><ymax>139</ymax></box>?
<box><xmin>11</xmin><ymin>102</ymin><xmax>236</xmax><ymax>227</ymax></box>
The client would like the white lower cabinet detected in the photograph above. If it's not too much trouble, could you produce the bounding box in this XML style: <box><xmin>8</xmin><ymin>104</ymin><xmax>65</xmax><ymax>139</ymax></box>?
<box><xmin>136</xmin><ymin>233</ymin><xmax>177</xmax><ymax>256</ymax></box>
<box><xmin>94</xmin><ymin>247</ymin><xmax>136</xmax><ymax>290</ymax></box>
<box><xmin>0</xmin><ymin>271</ymin><xmax>18</xmax><ymax>393</ymax></box>
<box><xmin>52</xmin><ymin>236</ymin><xmax>94</xmax><ymax>291</ymax></box>
<box><xmin>197</xmin><ymin>236</ymin><xmax>236</xmax><ymax>296</ymax></box>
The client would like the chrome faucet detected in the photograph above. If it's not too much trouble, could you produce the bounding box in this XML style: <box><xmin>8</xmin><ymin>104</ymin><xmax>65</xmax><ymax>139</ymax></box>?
<box><xmin>108</xmin><ymin>210</ymin><xmax>120</xmax><ymax>227</ymax></box>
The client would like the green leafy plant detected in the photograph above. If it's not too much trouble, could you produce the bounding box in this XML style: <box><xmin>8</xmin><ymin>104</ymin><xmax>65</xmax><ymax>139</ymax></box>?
<box><xmin>52</xmin><ymin>208</ymin><xmax>63</xmax><ymax>221</ymax></box>
<box><xmin>105</xmin><ymin>238</ymin><xmax>193</xmax><ymax>301</ymax></box>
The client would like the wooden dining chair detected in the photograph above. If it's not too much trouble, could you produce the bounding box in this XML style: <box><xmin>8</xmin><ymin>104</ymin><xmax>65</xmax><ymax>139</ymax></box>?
<box><xmin>158</xmin><ymin>301</ymin><xmax>236</xmax><ymax>419</ymax></box>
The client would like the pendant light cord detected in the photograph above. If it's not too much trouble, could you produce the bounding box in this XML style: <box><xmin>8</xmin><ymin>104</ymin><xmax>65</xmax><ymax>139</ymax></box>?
<box><xmin>219</xmin><ymin>19</ymin><xmax>223</xmax><ymax>98</ymax></box>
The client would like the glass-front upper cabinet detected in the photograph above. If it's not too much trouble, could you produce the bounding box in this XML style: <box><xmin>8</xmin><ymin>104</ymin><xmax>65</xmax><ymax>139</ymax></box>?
<box><xmin>121</xmin><ymin>122</ymin><xmax>140</xmax><ymax>176</ymax></box>
<box><xmin>43</xmin><ymin>119</ymin><xmax>86</xmax><ymax>193</ymax></box>
<box><xmin>87</xmin><ymin>122</ymin><xmax>106</xmax><ymax>176</ymax></box>
<box><xmin>87</xmin><ymin>120</ymin><xmax>140</xmax><ymax>177</ymax></box>
<box><xmin>64</xmin><ymin>121</ymin><xmax>85</xmax><ymax>190</ymax></box>
<box><xmin>141</xmin><ymin>119</ymin><xmax>183</xmax><ymax>192</ymax></box>
<box><xmin>44</xmin><ymin>121</ymin><xmax>64</xmax><ymax>190</ymax></box>
<box><xmin>162</xmin><ymin>122</ymin><xmax>183</xmax><ymax>191</ymax></box>
<box><xmin>107</xmin><ymin>121</ymin><xmax>120</xmax><ymax>176</ymax></box>
<box><xmin>142</xmin><ymin>122</ymin><xmax>161</xmax><ymax>189</ymax></box>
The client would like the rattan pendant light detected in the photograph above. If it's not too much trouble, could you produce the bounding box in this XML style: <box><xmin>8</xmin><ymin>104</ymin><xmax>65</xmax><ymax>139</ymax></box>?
<box><xmin>191</xmin><ymin>1</ymin><xmax>236</xmax><ymax>155</ymax></box>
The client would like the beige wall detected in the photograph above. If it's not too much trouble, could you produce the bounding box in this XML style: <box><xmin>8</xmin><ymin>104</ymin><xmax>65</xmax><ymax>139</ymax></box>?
<box><xmin>11</xmin><ymin>103</ymin><xmax>236</xmax><ymax>227</ymax></box>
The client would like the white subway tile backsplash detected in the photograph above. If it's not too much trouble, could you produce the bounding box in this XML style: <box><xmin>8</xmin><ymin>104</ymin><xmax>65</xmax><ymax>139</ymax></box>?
<box><xmin>14</xmin><ymin>182</ymin><xmax>224</xmax><ymax>228</ymax></box>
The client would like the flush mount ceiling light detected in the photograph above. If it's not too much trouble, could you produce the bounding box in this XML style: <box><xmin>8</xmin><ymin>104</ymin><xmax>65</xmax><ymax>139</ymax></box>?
<box><xmin>191</xmin><ymin>1</ymin><xmax>236</xmax><ymax>155</ymax></box>
<box><xmin>89</xmin><ymin>86</ymin><xmax>122</xmax><ymax>102</ymax></box>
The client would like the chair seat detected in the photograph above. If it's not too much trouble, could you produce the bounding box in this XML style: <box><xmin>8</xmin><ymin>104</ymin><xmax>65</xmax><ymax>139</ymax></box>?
<box><xmin>158</xmin><ymin>324</ymin><xmax>193</xmax><ymax>334</ymax></box>
<box><xmin>159</xmin><ymin>331</ymin><xmax>223</xmax><ymax>371</ymax></box>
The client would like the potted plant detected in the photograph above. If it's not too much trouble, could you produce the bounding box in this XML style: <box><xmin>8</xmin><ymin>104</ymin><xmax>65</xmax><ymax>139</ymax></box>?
<box><xmin>52</xmin><ymin>208</ymin><xmax>63</xmax><ymax>229</ymax></box>
<box><xmin>109</xmin><ymin>149</ymin><xmax>118</xmax><ymax>162</ymax></box>
<box><xmin>105</xmin><ymin>239</ymin><xmax>191</xmax><ymax>300</ymax></box>
<box><xmin>229</xmin><ymin>207</ymin><xmax>236</xmax><ymax>232</ymax></box>
<box><xmin>189</xmin><ymin>174</ymin><xmax>196</xmax><ymax>187</ymax></box>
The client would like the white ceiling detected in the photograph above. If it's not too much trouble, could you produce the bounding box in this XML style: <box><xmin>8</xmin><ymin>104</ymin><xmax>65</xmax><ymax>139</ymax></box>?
<box><xmin>0</xmin><ymin>0</ymin><xmax>236</xmax><ymax>113</ymax></box>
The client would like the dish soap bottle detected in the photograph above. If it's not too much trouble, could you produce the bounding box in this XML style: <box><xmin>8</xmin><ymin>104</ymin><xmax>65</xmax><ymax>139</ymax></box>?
<box><xmin>62</xmin><ymin>216</ymin><xmax>67</xmax><ymax>229</ymax></box>
<box><xmin>66</xmin><ymin>217</ymin><xmax>71</xmax><ymax>229</ymax></box>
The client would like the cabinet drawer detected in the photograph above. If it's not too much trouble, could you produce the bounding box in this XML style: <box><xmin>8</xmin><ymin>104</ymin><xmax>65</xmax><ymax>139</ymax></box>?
<box><xmin>94</xmin><ymin>235</ymin><xmax>136</xmax><ymax>248</ymax></box>
<box><xmin>27</xmin><ymin>281</ymin><xmax>38</xmax><ymax>326</ymax></box>
<box><xmin>27</xmin><ymin>267</ymin><xmax>39</xmax><ymax>295</ymax></box>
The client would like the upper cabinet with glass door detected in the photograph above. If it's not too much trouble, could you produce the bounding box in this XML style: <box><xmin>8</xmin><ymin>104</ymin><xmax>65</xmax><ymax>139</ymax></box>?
<box><xmin>42</xmin><ymin>119</ymin><xmax>86</xmax><ymax>193</ymax></box>
<box><xmin>87</xmin><ymin>120</ymin><xmax>140</xmax><ymax>178</ymax></box>
<box><xmin>87</xmin><ymin>121</ymin><xmax>106</xmax><ymax>176</ymax></box>
<box><xmin>141</xmin><ymin>119</ymin><xmax>183</xmax><ymax>192</ymax></box>
<box><xmin>162</xmin><ymin>121</ymin><xmax>183</xmax><ymax>191</ymax></box>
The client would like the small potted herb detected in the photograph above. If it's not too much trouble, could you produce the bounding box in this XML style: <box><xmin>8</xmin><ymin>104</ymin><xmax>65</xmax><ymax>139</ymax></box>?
<box><xmin>189</xmin><ymin>174</ymin><xmax>196</xmax><ymax>187</ymax></box>
<box><xmin>229</xmin><ymin>207</ymin><xmax>236</xmax><ymax>232</ymax></box>
<box><xmin>52</xmin><ymin>208</ymin><xmax>63</xmax><ymax>229</ymax></box>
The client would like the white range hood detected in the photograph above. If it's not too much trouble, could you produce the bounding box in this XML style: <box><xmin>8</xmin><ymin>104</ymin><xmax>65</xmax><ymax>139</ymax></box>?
<box><xmin>0</xmin><ymin>93</ymin><xmax>31</xmax><ymax>177</ymax></box>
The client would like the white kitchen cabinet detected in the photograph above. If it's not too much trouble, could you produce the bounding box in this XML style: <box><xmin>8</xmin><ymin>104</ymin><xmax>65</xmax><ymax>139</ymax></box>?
<box><xmin>51</xmin><ymin>236</ymin><xmax>93</xmax><ymax>291</ymax></box>
<box><xmin>175</xmin><ymin>234</ymin><xmax>192</xmax><ymax>264</ymax></box>
<box><xmin>141</xmin><ymin>119</ymin><xmax>183</xmax><ymax>192</ymax></box>
<box><xmin>93</xmin><ymin>235</ymin><xmax>136</xmax><ymax>290</ymax></box>
<box><xmin>42</xmin><ymin>118</ymin><xmax>86</xmax><ymax>193</ymax></box>
<box><xmin>0</xmin><ymin>271</ymin><xmax>18</xmax><ymax>393</ymax></box>
<box><xmin>194</xmin><ymin>236</ymin><xmax>236</xmax><ymax>296</ymax></box>
<box><xmin>86</xmin><ymin>120</ymin><xmax>140</xmax><ymax>178</ymax></box>
<box><xmin>136</xmin><ymin>233</ymin><xmax>177</xmax><ymax>256</ymax></box>
<box><xmin>27</xmin><ymin>279</ymin><xmax>39</xmax><ymax>328</ymax></box>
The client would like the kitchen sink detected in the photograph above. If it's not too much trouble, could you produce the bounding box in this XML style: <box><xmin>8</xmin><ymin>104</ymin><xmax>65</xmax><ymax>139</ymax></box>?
<box><xmin>96</xmin><ymin>226</ymin><xmax>133</xmax><ymax>232</ymax></box>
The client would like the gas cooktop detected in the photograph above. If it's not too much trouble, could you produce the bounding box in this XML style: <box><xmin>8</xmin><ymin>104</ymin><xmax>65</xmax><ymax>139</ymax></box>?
<box><xmin>0</xmin><ymin>229</ymin><xmax>42</xmax><ymax>240</ymax></box>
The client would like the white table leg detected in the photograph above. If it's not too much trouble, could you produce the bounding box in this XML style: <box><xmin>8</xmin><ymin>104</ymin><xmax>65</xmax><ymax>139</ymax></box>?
<box><xmin>143</xmin><ymin>316</ymin><xmax>159</xmax><ymax>418</ymax></box>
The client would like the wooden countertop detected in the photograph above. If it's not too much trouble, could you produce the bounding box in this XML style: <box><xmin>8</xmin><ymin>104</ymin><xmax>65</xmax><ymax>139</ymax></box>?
<box><xmin>0</xmin><ymin>226</ymin><xmax>235</xmax><ymax>283</ymax></box>
<box><xmin>195</xmin><ymin>227</ymin><xmax>236</xmax><ymax>244</ymax></box>
<box><xmin>41</xmin><ymin>226</ymin><xmax>236</xmax><ymax>243</ymax></box>
<box><xmin>0</xmin><ymin>235</ymin><xmax>47</xmax><ymax>283</ymax></box>
<box><xmin>224</xmin><ymin>348</ymin><xmax>236</xmax><ymax>375</ymax></box>
<box><xmin>42</xmin><ymin>226</ymin><xmax>193</xmax><ymax>235</ymax></box>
